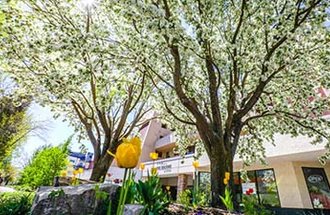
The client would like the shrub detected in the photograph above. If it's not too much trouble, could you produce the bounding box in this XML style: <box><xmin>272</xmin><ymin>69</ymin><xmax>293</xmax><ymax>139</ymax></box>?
<box><xmin>242</xmin><ymin>195</ymin><xmax>272</xmax><ymax>215</ymax></box>
<box><xmin>0</xmin><ymin>191</ymin><xmax>35</xmax><ymax>215</ymax></box>
<box><xmin>135</xmin><ymin>175</ymin><xmax>170</xmax><ymax>214</ymax></box>
<box><xmin>178</xmin><ymin>189</ymin><xmax>192</xmax><ymax>212</ymax></box>
<box><xmin>19</xmin><ymin>138</ymin><xmax>70</xmax><ymax>188</ymax></box>
<box><xmin>178</xmin><ymin>188</ymin><xmax>208</xmax><ymax>211</ymax></box>
<box><xmin>219</xmin><ymin>187</ymin><xmax>234</xmax><ymax>212</ymax></box>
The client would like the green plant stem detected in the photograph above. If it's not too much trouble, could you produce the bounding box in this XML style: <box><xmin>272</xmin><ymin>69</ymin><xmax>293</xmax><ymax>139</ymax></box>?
<box><xmin>122</xmin><ymin>169</ymin><xmax>132</xmax><ymax>209</ymax></box>
<box><xmin>107</xmin><ymin>200</ymin><xmax>112</xmax><ymax>215</ymax></box>
<box><xmin>116</xmin><ymin>168</ymin><xmax>128</xmax><ymax>215</ymax></box>
<box><xmin>193</xmin><ymin>171</ymin><xmax>196</xmax><ymax>205</ymax></box>
<box><xmin>193</xmin><ymin>170</ymin><xmax>199</xmax><ymax>207</ymax></box>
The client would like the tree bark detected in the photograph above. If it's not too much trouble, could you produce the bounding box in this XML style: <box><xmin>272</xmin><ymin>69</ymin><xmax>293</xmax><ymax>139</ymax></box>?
<box><xmin>90</xmin><ymin>154</ymin><xmax>114</xmax><ymax>182</ymax></box>
<box><xmin>209</xmin><ymin>138</ymin><xmax>235</xmax><ymax>209</ymax></box>
<box><xmin>210</xmin><ymin>154</ymin><xmax>226</xmax><ymax>208</ymax></box>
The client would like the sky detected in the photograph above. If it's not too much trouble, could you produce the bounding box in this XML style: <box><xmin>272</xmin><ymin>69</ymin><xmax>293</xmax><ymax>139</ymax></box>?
<box><xmin>17</xmin><ymin>102</ymin><xmax>92</xmax><ymax>162</ymax></box>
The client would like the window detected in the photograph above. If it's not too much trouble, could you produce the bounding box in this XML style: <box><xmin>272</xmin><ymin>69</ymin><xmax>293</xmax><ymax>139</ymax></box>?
<box><xmin>255</xmin><ymin>169</ymin><xmax>280</xmax><ymax>207</ymax></box>
<box><xmin>302</xmin><ymin>167</ymin><xmax>330</xmax><ymax>209</ymax></box>
<box><xmin>233</xmin><ymin>172</ymin><xmax>242</xmax><ymax>203</ymax></box>
<box><xmin>186</xmin><ymin>145</ymin><xmax>195</xmax><ymax>155</ymax></box>
<box><xmin>238</xmin><ymin>169</ymin><xmax>280</xmax><ymax>207</ymax></box>
<box><xmin>198</xmin><ymin>169</ymin><xmax>280</xmax><ymax>207</ymax></box>
<box><xmin>198</xmin><ymin>172</ymin><xmax>211</xmax><ymax>203</ymax></box>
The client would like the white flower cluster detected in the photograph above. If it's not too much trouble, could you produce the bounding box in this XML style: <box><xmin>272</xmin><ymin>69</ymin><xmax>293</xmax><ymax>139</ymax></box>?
<box><xmin>1</xmin><ymin>0</ymin><xmax>329</xmax><ymax>165</ymax></box>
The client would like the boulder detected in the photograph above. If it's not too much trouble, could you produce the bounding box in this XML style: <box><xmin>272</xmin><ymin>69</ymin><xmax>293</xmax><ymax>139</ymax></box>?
<box><xmin>30</xmin><ymin>183</ymin><xmax>119</xmax><ymax>215</ymax></box>
<box><xmin>124</xmin><ymin>204</ymin><xmax>144</xmax><ymax>215</ymax></box>
<box><xmin>58</xmin><ymin>176</ymin><xmax>97</xmax><ymax>186</ymax></box>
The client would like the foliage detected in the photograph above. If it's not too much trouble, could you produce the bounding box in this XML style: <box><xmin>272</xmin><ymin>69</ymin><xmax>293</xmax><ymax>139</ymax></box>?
<box><xmin>0</xmin><ymin>157</ymin><xmax>16</xmax><ymax>185</ymax></box>
<box><xmin>19</xmin><ymin>138</ymin><xmax>70</xmax><ymax>188</ymax></box>
<box><xmin>177</xmin><ymin>189</ymin><xmax>192</xmax><ymax>212</ymax></box>
<box><xmin>93</xmin><ymin>184</ymin><xmax>120</xmax><ymax>215</ymax></box>
<box><xmin>219</xmin><ymin>187</ymin><xmax>234</xmax><ymax>212</ymax></box>
<box><xmin>193</xmin><ymin>189</ymin><xmax>208</xmax><ymax>208</ymax></box>
<box><xmin>0</xmin><ymin>0</ymin><xmax>151</xmax><ymax>181</ymax></box>
<box><xmin>0</xmin><ymin>75</ymin><xmax>31</xmax><ymax>163</ymax></box>
<box><xmin>192</xmin><ymin>172</ymin><xmax>208</xmax><ymax>208</ymax></box>
<box><xmin>94</xmin><ymin>184</ymin><xmax>109</xmax><ymax>202</ymax></box>
<box><xmin>115</xmin><ymin>168</ymin><xmax>131</xmax><ymax>215</ymax></box>
<box><xmin>9</xmin><ymin>185</ymin><xmax>34</xmax><ymax>193</ymax></box>
<box><xmin>135</xmin><ymin>174</ymin><xmax>170</xmax><ymax>215</ymax></box>
<box><xmin>47</xmin><ymin>188</ymin><xmax>66</xmax><ymax>213</ymax></box>
<box><xmin>198</xmin><ymin>172</ymin><xmax>211</xmax><ymax>204</ymax></box>
<box><xmin>94</xmin><ymin>0</ymin><xmax>330</xmax><ymax>206</ymax></box>
<box><xmin>0</xmin><ymin>191</ymin><xmax>35</xmax><ymax>215</ymax></box>
<box><xmin>124</xmin><ymin>172</ymin><xmax>137</xmax><ymax>205</ymax></box>
<box><xmin>242</xmin><ymin>195</ymin><xmax>272</xmax><ymax>215</ymax></box>
<box><xmin>48</xmin><ymin>188</ymin><xmax>65</xmax><ymax>200</ymax></box>
<box><xmin>70</xmin><ymin>173</ymin><xmax>80</xmax><ymax>186</ymax></box>
<box><xmin>103</xmin><ymin>0</ymin><xmax>330</xmax><ymax>162</ymax></box>
<box><xmin>1</xmin><ymin>0</ymin><xmax>330</xmax><ymax>206</ymax></box>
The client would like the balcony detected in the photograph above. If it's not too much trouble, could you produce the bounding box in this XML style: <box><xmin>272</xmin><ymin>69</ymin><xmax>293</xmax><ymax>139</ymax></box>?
<box><xmin>142</xmin><ymin>154</ymin><xmax>195</xmax><ymax>177</ymax></box>
<box><xmin>155</xmin><ymin>133</ymin><xmax>176</xmax><ymax>150</ymax></box>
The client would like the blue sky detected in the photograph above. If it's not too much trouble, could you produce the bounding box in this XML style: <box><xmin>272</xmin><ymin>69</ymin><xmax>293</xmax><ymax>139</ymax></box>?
<box><xmin>20</xmin><ymin>103</ymin><xmax>92</xmax><ymax>158</ymax></box>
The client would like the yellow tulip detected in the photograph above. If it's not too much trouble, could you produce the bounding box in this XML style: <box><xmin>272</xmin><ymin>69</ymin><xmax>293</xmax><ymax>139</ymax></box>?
<box><xmin>130</xmin><ymin>136</ymin><xmax>141</xmax><ymax>146</ymax></box>
<box><xmin>223</xmin><ymin>178</ymin><xmax>228</xmax><ymax>185</ymax></box>
<box><xmin>107</xmin><ymin>136</ymin><xmax>142</xmax><ymax>169</ymax></box>
<box><xmin>139</xmin><ymin>163</ymin><xmax>145</xmax><ymax>170</ymax></box>
<box><xmin>192</xmin><ymin>160</ymin><xmax>199</xmax><ymax>169</ymax></box>
<box><xmin>151</xmin><ymin>167</ymin><xmax>158</xmax><ymax>175</ymax></box>
<box><xmin>78</xmin><ymin>168</ymin><xmax>84</xmax><ymax>173</ymax></box>
<box><xmin>60</xmin><ymin>170</ymin><xmax>67</xmax><ymax>177</ymax></box>
<box><xmin>225</xmin><ymin>172</ymin><xmax>230</xmax><ymax>180</ymax></box>
<box><xmin>166</xmin><ymin>185</ymin><xmax>171</xmax><ymax>191</ymax></box>
<box><xmin>150</xmin><ymin>152</ymin><xmax>158</xmax><ymax>160</ymax></box>
<box><xmin>73</xmin><ymin>170</ymin><xmax>79</xmax><ymax>176</ymax></box>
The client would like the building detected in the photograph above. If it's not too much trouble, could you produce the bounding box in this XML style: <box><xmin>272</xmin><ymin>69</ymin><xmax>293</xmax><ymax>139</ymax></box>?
<box><xmin>68</xmin><ymin>150</ymin><xmax>94</xmax><ymax>170</ymax></box>
<box><xmin>70</xmin><ymin>110</ymin><xmax>330</xmax><ymax>209</ymax></box>
<box><xmin>136</xmin><ymin>117</ymin><xmax>330</xmax><ymax>210</ymax></box>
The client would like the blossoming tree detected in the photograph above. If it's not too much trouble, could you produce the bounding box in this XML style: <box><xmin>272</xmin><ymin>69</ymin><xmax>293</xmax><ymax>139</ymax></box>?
<box><xmin>104</xmin><ymin>0</ymin><xmax>330</xmax><ymax>207</ymax></box>
<box><xmin>1</xmin><ymin>0</ymin><xmax>330</xmax><ymax>207</ymax></box>
<box><xmin>0</xmin><ymin>1</ymin><xmax>151</xmax><ymax>181</ymax></box>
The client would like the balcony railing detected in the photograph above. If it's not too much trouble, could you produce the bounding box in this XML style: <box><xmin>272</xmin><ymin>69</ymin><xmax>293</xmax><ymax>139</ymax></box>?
<box><xmin>142</xmin><ymin>154</ymin><xmax>195</xmax><ymax>176</ymax></box>
<box><xmin>155</xmin><ymin>133</ymin><xmax>176</xmax><ymax>149</ymax></box>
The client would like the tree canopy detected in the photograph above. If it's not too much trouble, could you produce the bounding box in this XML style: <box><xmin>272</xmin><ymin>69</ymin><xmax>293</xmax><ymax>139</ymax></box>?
<box><xmin>1</xmin><ymin>0</ymin><xmax>330</xmax><ymax>207</ymax></box>
<box><xmin>0</xmin><ymin>0</ymin><xmax>152</xmax><ymax>180</ymax></box>
<box><xmin>103</xmin><ymin>0</ymin><xmax>330</xmax><ymax>161</ymax></box>
<box><xmin>97</xmin><ymin>0</ymin><xmax>329</xmax><ymax>206</ymax></box>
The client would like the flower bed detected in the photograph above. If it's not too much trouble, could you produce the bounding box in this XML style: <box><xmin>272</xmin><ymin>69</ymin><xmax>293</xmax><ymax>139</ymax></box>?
<box><xmin>166</xmin><ymin>203</ymin><xmax>242</xmax><ymax>215</ymax></box>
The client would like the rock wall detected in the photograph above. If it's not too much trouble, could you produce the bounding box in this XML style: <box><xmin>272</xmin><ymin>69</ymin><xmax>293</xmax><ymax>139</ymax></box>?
<box><xmin>31</xmin><ymin>183</ymin><xmax>119</xmax><ymax>215</ymax></box>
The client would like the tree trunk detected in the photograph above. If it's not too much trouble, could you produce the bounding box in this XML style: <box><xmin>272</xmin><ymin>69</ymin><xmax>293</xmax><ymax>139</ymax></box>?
<box><xmin>210</xmin><ymin>155</ymin><xmax>226</xmax><ymax>208</ymax></box>
<box><xmin>90</xmin><ymin>154</ymin><xmax>114</xmax><ymax>182</ymax></box>
<box><xmin>209</xmin><ymin>141</ymin><xmax>235</xmax><ymax>209</ymax></box>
